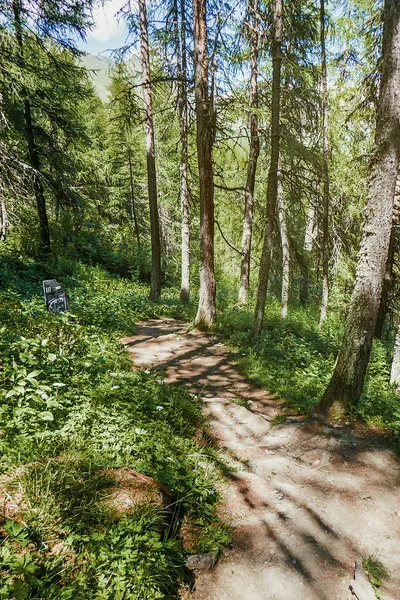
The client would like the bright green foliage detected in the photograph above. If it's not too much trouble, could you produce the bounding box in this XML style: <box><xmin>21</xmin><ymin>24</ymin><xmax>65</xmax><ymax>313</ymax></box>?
<box><xmin>0</xmin><ymin>248</ymin><xmax>228</xmax><ymax>599</ymax></box>
<box><xmin>187</xmin><ymin>521</ymin><xmax>232</xmax><ymax>557</ymax></box>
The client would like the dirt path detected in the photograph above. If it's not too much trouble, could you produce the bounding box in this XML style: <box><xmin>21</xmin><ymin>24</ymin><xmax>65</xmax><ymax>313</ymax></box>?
<box><xmin>123</xmin><ymin>319</ymin><xmax>400</xmax><ymax>600</ymax></box>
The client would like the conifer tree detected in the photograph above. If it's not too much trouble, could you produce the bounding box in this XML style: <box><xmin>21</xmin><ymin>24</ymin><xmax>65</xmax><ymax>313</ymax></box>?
<box><xmin>139</xmin><ymin>0</ymin><xmax>162</xmax><ymax>300</ymax></box>
<box><xmin>238</xmin><ymin>0</ymin><xmax>260</xmax><ymax>305</ymax></box>
<box><xmin>193</xmin><ymin>0</ymin><xmax>216</xmax><ymax>328</ymax></box>
<box><xmin>253</xmin><ymin>0</ymin><xmax>283</xmax><ymax>335</ymax></box>
<box><xmin>173</xmin><ymin>0</ymin><xmax>191</xmax><ymax>303</ymax></box>
<box><xmin>319</xmin><ymin>0</ymin><xmax>330</xmax><ymax>327</ymax></box>
<box><xmin>1</xmin><ymin>0</ymin><xmax>93</xmax><ymax>255</ymax></box>
<box><xmin>317</xmin><ymin>0</ymin><xmax>400</xmax><ymax>415</ymax></box>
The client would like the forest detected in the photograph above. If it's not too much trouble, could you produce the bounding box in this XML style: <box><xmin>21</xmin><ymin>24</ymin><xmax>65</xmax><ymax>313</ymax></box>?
<box><xmin>0</xmin><ymin>0</ymin><xmax>400</xmax><ymax>598</ymax></box>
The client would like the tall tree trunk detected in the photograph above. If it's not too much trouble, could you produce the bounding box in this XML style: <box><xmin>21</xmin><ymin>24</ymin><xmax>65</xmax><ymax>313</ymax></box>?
<box><xmin>139</xmin><ymin>0</ymin><xmax>162</xmax><ymax>301</ymax></box>
<box><xmin>340</xmin><ymin>47</ymin><xmax>350</xmax><ymax>82</ymax></box>
<box><xmin>174</xmin><ymin>0</ymin><xmax>190</xmax><ymax>303</ymax></box>
<box><xmin>13</xmin><ymin>0</ymin><xmax>50</xmax><ymax>256</ymax></box>
<box><xmin>238</xmin><ymin>0</ymin><xmax>260</xmax><ymax>305</ymax></box>
<box><xmin>374</xmin><ymin>227</ymin><xmax>396</xmax><ymax>338</ymax></box>
<box><xmin>127</xmin><ymin>145</ymin><xmax>141</xmax><ymax>249</ymax></box>
<box><xmin>319</xmin><ymin>0</ymin><xmax>330</xmax><ymax>328</ymax></box>
<box><xmin>374</xmin><ymin>175</ymin><xmax>400</xmax><ymax>338</ymax></box>
<box><xmin>277</xmin><ymin>165</ymin><xmax>289</xmax><ymax>318</ymax></box>
<box><xmin>317</xmin><ymin>0</ymin><xmax>400</xmax><ymax>416</ymax></box>
<box><xmin>253</xmin><ymin>0</ymin><xmax>283</xmax><ymax>335</ymax></box>
<box><xmin>390</xmin><ymin>326</ymin><xmax>400</xmax><ymax>387</ymax></box>
<box><xmin>304</xmin><ymin>203</ymin><xmax>316</xmax><ymax>254</ymax></box>
<box><xmin>0</xmin><ymin>191</ymin><xmax>8</xmax><ymax>241</ymax></box>
<box><xmin>193</xmin><ymin>0</ymin><xmax>216</xmax><ymax>328</ymax></box>
<box><xmin>300</xmin><ymin>201</ymin><xmax>316</xmax><ymax>305</ymax></box>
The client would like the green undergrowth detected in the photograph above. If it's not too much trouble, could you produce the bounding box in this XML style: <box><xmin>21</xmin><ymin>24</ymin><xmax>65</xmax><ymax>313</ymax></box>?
<box><xmin>231</xmin><ymin>396</ymin><xmax>251</xmax><ymax>410</ymax></box>
<box><xmin>362</xmin><ymin>554</ymin><xmax>388</xmax><ymax>598</ymax></box>
<box><xmin>0</xmin><ymin>249</ymin><xmax>229</xmax><ymax>599</ymax></box>
<box><xmin>217</xmin><ymin>298</ymin><xmax>400</xmax><ymax>430</ymax></box>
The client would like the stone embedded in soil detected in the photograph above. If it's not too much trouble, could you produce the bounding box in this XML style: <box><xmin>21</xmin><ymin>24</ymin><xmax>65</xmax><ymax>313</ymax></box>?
<box><xmin>259</xmin><ymin>438</ymin><xmax>284</xmax><ymax>450</ymax></box>
<box><xmin>186</xmin><ymin>553</ymin><xmax>217</xmax><ymax>572</ymax></box>
<box><xmin>328</xmin><ymin>437</ymin><xmax>341</xmax><ymax>451</ymax></box>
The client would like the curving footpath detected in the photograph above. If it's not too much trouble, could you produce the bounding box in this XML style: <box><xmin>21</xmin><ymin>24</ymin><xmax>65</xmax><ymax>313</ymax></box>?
<box><xmin>122</xmin><ymin>319</ymin><xmax>400</xmax><ymax>600</ymax></box>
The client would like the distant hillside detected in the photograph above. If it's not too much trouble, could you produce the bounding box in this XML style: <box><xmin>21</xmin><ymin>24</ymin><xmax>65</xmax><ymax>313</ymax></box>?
<box><xmin>81</xmin><ymin>54</ymin><xmax>113</xmax><ymax>102</ymax></box>
<box><xmin>80</xmin><ymin>54</ymin><xmax>142</xmax><ymax>103</ymax></box>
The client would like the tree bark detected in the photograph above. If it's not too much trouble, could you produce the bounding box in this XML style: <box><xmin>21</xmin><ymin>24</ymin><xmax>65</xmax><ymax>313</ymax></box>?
<box><xmin>374</xmin><ymin>226</ymin><xmax>395</xmax><ymax>338</ymax></box>
<box><xmin>174</xmin><ymin>0</ymin><xmax>190</xmax><ymax>303</ymax></box>
<box><xmin>390</xmin><ymin>326</ymin><xmax>400</xmax><ymax>387</ymax></box>
<box><xmin>277</xmin><ymin>165</ymin><xmax>289</xmax><ymax>318</ymax></box>
<box><xmin>127</xmin><ymin>144</ymin><xmax>141</xmax><ymax>249</ymax></box>
<box><xmin>300</xmin><ymin>200</ymin><xmax>316</xmax><ymax>305</ymax></box>
<box><xmin>139</xmin><ymin>0</ymin><xmax>162</xmax><ymax>301</ymax></box>
<box><xmin>374</xmin><ymin>176</ymin><xmax>400</xmax><ymax>338</ymax></box>
<box><xmin>317</xmin><ymin>0</ymin><xmax>400</xmax><ymax>415</ymax></box>
<box><xmin>253</xmin><ymin>0</ymin><xmax>283</xmax><ymax>335</ymax></box>
<box><xmin>238</xmin><ymin>0</ymin><xmax>260</xmax><ymax>305</ymax></box>
<box><xmin>193</xmin><ymin>0</ymin><xmax>216</xmax><ymax>328</ymax></box>
<box><xmin>13</xmin><ymin>0</ymin><xmax>50</xmax><ymax>256</ymax></box>
<box><xmin>319</xmin><ymin>0</ymin><xmax>330</xmax><ymax>328</ymax></box>
<box><xmin>0</xmin><ymin>191</ymin><xmax>8</xmax><ymax>241</ymax></box>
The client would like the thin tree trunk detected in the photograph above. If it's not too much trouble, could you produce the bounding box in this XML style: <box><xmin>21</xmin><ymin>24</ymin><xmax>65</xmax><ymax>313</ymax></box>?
<box><xmin>390</xmin><ymin>326</ymin><xmax>400</xmax><ymax>387</ymax></box>
<box><xmin>127</xmin><ymin>145</ymin><xmax>141</xmax><ymax>249</ymax></box>
<box><xmin>300</xmin><ymin>201</ymin><xmax>316</xmax><ymax>305</ymax></box>
<box><xmin>339</xmin><ymin>7</ymin><xmax>351</xmax><ymax>82</ymax></box>
<box><xmin>253</xmin><ymin>0</ymin><xmax>283</xmax><ymax>335</ymax></box>
<box><xmin>277</xmin><ymin>165</ymin><xmax>289</xmax><ymax>318</ymax></box>
<box><xmin>25</xmin><ymin>99</ymin><xmax>51</xmax><ymax>256</ymax></box>
<box><xmin>0</xmin><ymin>191</ymin><xmax>8</xmax><ymax>241</ymax></box>
<box><xmin>13</xmin><ymin>0</ymin><xmax>50</xmax><ymax>256</ymax></box>
<box><xmin>317</xmin><ymin>0</ymin><xmax>400</xmax><ymax>416</ymax></box>
<box><xmin>139</xmin><ymin>0</ymin><xmax>162</xmax><ymax>301</ymax></box>
<box><xmin>305</xmin><ymin>203</ymin><xmax>316</xmax><ymax>255</ymax></box>
<box><xmin>319</xmin><ymin>0</ymin><xmax>330</xmax><ymax>328</ymax></box>
<box><xmin>192</xmin><ymin>0</ymin><xmax>216</xmax><ymax>328</ymax></box>
<box><xmin>174</xmin><ymin>0</ymin><xmax>190</xmax><ymax>303</ymax></box>
<box><xmin>238</xmin><ymin>0</ymin><xmax>260</xmax><ymax>305</ymax></box>
<box><xmin>340</xmin><ymin>47</ymin><xmax>350</xmax><ymax>82</ymax></box>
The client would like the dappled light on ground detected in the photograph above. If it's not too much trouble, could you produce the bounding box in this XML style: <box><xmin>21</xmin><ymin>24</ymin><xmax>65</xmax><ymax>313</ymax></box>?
<box><xmin>126</xmin><ymin>319</ymin><xmax>400</xmax><ymax>600</ymax></box>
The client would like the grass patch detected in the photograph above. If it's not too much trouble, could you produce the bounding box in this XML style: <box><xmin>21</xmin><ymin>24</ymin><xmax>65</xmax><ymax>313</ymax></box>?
<box><xmin>217</xmin><ymin>298</ymin><xmax>400</xmax><ymax>429</ymax></box>
<box><xmin>217</xmin><ymin>299</ymin><xmax>339</xmax><ymax>416</ymax></box>
<box><xmin>231</xmin><ymin>396</ymin><xmax>251</xmax><ymax>410</ymax></box>
<box><xmin>362</xmin><ymin>554</ymin><xmax>388</xmax><ymax>589</ymax></box>
<box><xmin>270</xmin><ymin>415</ymin><xmax>287</xmax><ymax>426</ymax></box>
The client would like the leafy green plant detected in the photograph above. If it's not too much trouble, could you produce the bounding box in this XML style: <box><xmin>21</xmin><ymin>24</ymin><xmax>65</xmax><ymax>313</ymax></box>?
<box><xmin>189</xmin><ymin>520</ymin><xmax>232</xmax><ymax>557</ymax></box>
<box><xmin>0</xmin><ymin>250</ymin><xmax>228</xmax><ymax>598</ymax></box>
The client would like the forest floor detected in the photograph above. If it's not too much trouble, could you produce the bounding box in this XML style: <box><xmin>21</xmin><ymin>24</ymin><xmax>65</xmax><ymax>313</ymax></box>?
<box><xmin>123</xmin><ymin>318</ymin><xmax>400</xmax><ymax>600</ymax></box>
